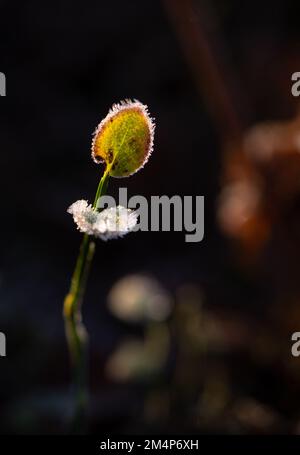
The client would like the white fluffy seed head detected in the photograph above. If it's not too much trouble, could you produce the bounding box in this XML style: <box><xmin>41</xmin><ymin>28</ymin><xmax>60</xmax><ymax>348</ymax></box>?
<box><xmin>67</xmin><ymin>200</ymin><xmax>138</xmax><ymax>240</ymax></box>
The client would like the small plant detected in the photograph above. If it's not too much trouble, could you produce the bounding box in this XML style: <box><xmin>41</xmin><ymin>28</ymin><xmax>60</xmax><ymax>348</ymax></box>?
<box><xmin>63</xmin><ymin>100</ymin><xmax>155</xmax><ymax>431</ymax></box>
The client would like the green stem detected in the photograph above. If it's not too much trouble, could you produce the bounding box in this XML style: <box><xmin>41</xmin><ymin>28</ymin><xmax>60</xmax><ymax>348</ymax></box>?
<box><xmin>63</xmin><ymin>168</ymin><xmax>110</xmax><ymax>433</ymax></box>
<box><xmin>93</xmin><ymin>168</ymin><xmax>110</xmax><ymax>208</ymax></box>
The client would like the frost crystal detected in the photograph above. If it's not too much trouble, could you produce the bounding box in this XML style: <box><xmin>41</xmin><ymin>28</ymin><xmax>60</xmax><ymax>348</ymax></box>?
<box><xmin>67</xmin><ymin>200</ymin><xmax>138</xmax><ymax>240</ymax></box>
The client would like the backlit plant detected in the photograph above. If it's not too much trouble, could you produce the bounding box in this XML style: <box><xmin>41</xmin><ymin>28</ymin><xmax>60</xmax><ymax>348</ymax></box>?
<box><xmin>63</xmin><ymin>100</ymin><xmax>155</xmax><ymax>431</ymax></box>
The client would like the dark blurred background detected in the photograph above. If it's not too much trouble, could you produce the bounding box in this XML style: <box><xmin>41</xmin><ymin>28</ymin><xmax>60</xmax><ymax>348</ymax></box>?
<box><xmin>1</xmin><ymin>0</ymin><xmax>300</xmax><ymax>434</ymax></box>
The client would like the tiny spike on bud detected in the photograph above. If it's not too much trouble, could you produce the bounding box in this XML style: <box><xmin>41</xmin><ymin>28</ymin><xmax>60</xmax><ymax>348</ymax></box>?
<box><xmin>91</xmin><ymin>99</ymin><xmax>155</xmax><ymax>177</ymax></box>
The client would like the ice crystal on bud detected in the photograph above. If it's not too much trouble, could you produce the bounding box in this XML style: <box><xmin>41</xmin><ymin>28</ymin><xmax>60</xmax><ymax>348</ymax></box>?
<box><xmin>67</xmin><ymin>200</ymin><xmax>138</xmax><ymax>240</ymax></box>
<box><xmin>67</xmin><ymin>200</ymin><xmax>96</xmax><ymax>235</ymax></box>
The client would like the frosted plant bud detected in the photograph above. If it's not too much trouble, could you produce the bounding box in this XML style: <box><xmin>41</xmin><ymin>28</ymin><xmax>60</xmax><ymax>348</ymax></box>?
<box><xmin>67</xmin><ymin>201</ymin><xmax>138</xmax><ymax>240</ymax></box>
<box><xmin>91</xmin><ymin>99</ymin><xmax>155</xmax><ymax>177</ymax></box>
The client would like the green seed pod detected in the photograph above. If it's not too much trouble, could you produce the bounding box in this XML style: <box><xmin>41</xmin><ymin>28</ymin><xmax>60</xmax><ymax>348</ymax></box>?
<box><xmin>91</xmin><ymin>99</ymin><xmax>155</xmax><ymax>177</ymax></box>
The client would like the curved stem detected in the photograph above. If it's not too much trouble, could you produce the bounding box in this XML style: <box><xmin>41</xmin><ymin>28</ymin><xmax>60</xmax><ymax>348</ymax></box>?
<box><xmin>93</xmin><ymin>168</ymin><xmax>110</xmax><ymax>208</ymax></box>
<box><xmin>63</xmin><ymin>168</ymin><xmax>110</xmax><ymax>433</ymax></box>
